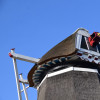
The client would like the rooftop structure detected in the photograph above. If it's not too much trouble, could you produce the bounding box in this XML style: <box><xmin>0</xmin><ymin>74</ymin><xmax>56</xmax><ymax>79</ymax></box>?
<box><xmin>9</xmin><ymin>28</ymin><xmax>100</xmax><ymax>100</ymax></box>
<box><xmin>28</xmin><ymin>28</ymin><xmax>100</xmax><ymax>88</ymax></box>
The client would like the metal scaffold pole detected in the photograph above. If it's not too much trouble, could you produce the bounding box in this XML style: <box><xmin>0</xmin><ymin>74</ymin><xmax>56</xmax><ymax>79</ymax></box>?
<box><xmin>19</xmin><ymin>74</ymin><xmax>28</xmax><ymax>100</ymax></box>
<box><xmin>9</xmin><ymin>48</ymin><xmax>40</xmax><ymax>100</ymax></box>
<box><xmin>11</xmin><ymin>49</ymin><xmax>22</xmax><ymax>100</ymax></box>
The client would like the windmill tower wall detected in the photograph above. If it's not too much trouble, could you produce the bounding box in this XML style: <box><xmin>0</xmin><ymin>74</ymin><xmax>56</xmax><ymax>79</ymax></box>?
<box><xmin>37</xmin><ymin>67</ymin><xmax>100</xmax><ymax>100</ymax></box>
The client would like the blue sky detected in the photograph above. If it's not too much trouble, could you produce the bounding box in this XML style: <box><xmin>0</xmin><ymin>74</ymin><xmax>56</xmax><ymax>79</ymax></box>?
<box><xmin>1</xmin><ymin>0</ymin><xmax>100</xmax><ymax>100</ymax></box>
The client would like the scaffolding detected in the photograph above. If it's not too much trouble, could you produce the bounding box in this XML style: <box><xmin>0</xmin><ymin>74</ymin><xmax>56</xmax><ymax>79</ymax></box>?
<box><xmin>9</xmin><ymin>48</ymin><xmax>40</xmax><ymax>100</ymax></box>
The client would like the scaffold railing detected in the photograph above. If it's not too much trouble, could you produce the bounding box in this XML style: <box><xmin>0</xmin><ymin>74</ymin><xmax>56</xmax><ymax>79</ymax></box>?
<box><xmin>9</xmin><ymin>48</ymin><xmax>40</xmax><ymax>100</ymax></box>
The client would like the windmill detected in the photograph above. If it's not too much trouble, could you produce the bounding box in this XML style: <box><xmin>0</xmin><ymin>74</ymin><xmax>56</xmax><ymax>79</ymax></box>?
<box><xmin>9</xmin><ymin>28</ymin><xmax>100</xmax><ymax>100</ymax></box>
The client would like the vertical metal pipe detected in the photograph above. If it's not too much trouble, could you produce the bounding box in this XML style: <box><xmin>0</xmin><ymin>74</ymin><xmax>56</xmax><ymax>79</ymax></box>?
<box><xmin>19</xmin><ymin>74</ymin><xmax>28</xmax><ymax>100</ymax></box>
<box><xmin>12</xmin><ymin>49</ymin><xmax>22</xmax><ymax>100</ymax></box>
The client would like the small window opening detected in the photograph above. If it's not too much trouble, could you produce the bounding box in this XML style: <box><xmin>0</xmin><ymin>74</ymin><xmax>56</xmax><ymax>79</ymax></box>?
<box><xmin>81</xmin><ymin>36</ymin><xmax>88</xmax><ymax>49</ymax></box>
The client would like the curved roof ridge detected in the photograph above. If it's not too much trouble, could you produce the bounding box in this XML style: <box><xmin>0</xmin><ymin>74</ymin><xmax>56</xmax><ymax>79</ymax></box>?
<box><xmin>73</xmin><ymin>28</ymin><xmax>90</xmax><ymax>37</ymax></box>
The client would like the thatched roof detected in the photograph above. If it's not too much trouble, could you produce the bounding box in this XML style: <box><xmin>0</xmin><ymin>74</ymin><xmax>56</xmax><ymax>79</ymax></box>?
<box><xmin>28</xmin><ymin>32</ymin><xmax>77</xmax><ymax>87</ymax></box>
<box><xmin>38</xmin><ymin>33</ymin><xmax>77</xmax><ymax>65</ymax></box>
<box><xmin>28</xmin><ymin>64</ymin><xmax>37</xmax><ymax>87</ymax></box>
